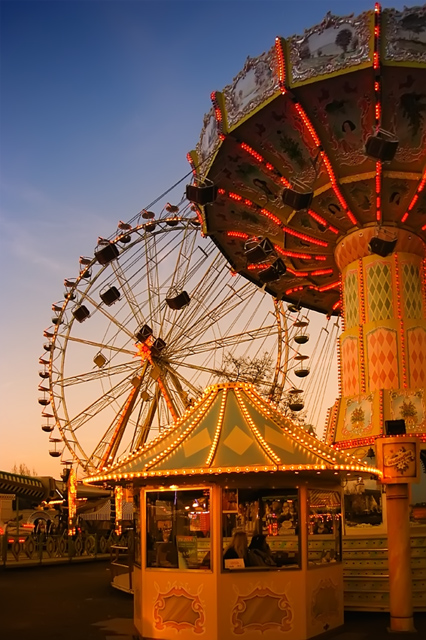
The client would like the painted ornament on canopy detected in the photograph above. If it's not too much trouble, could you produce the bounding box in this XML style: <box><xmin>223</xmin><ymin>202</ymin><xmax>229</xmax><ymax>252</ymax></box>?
<box><xmin>390</xmin><ymin>390</ymin><xmax>425</xmax><ymax>431</ymax></box>
<box><xmin>342</xmin><ymin>396</ymin><xmax>373</xmax><ymax>437</ymax></box>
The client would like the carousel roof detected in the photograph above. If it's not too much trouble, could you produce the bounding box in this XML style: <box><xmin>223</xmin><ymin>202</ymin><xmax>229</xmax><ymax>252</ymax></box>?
<box><xmin>84</xmin><ymin>382</ymin><xmax>381</xmax><ymax>483</ymax></box>
<box><xmin>187</xmin><ymin>4</ymin><xmax>426</xmax><ymax>315</ymax></box>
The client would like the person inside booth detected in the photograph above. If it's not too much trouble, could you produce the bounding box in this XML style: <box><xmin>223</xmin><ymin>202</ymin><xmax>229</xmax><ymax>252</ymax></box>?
<box><xmin>156</xmin><ymin>528</ymin><xmax>178</xmax><ymax>568</ymax></box>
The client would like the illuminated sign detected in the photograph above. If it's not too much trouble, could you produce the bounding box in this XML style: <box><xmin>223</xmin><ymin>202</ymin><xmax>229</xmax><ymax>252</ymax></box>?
<box><xmin>376</xmin><ymin>437</ymin><xmax>420</xmax><ymax>484</ymax></box>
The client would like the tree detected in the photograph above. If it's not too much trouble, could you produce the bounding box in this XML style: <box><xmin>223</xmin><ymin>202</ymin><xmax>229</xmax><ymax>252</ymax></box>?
<box><xmin>335</xmin><ymin>29</ymin><xmax>353</xmax><ymax>53</ymax></box>
<box><xmin>12</xmin><ymin>463</ymin><xmax>38</xmax><ymax>477</ymax></box>
<box><xmin>218</xmin><ymin>352</ymin><xmax>273</xmax><ymax>387</ymax></box>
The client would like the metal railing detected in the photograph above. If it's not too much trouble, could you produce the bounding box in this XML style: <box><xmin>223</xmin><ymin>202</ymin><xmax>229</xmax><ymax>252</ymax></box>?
<box><xmin>0</xmin><ymin>531</ymin><xmax>131</xmax><ymax>567</ymax></box>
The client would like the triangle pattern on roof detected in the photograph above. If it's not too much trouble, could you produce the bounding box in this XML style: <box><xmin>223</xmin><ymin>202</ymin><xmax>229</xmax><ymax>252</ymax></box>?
<box><xmin>86</xmin><ymin>383</ymin><xmax>381</xmax><ymax>484</ymax></box>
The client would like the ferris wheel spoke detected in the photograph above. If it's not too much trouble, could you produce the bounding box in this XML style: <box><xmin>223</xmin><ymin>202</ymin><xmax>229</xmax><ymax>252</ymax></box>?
<box><xmin>79</xmin><ymin>290</ymin><xmax>135</xmax><ymax>340</ymax></box>
<box><xmin>63</xmin><ymin>373</ymin><xmax>138</xmax><ymax>434</ymax></box>
<box><xmin>53</xmin><ymin>359</ymin><xmax>140</xmax><ymax>387</ymax></box>
<box><xmin>171</xmin><ymin>323</ymin><xmax>280</xmax><ymax>358</ymax></box>
<box><xmin>176</xmin><ymin>284</ymin><xmax>266</xmax><ymax>348</ymax></box>
<box><xmin>111</xmin><ymin>261</ymin><xmax>145</xmax><ymax>327</ymax></box>
<box><xmin>55</xmin><ymin>332</ymin><xmax>136</xmax><ymax>356</ymax></box>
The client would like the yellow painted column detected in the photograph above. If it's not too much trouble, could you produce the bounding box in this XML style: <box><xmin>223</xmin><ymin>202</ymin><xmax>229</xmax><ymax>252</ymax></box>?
<box><xmin>385</xmin><ymin>483</ymin><xmax>415</xmax><ymax>632</ymax></box>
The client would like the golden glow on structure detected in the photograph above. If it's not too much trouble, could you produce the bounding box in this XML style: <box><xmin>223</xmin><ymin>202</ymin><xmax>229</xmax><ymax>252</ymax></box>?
<box><xmin>235</xmin><ymin>387</ymin><xmax>281</xmax><ymax>465</ymax></box>
<box><xmin>83</xmin><ymin>383</ymin><xmax>383</xmax><ymax>485</ymax></box>
<box><xmin>205</xmin><ymin>387</ymin><xmax>227</xmax><ymax>466</ymax></box>
<box><xmin>394</xmin><ymin>254</ymin><xmax>407</xmax><ymax>388</ymax></box>
<box><xmin>115</xmin><ymin>486</ymin><xmax>123</xmax><ymax>535</ymax></box>
<box><xmin>68</xmin><ymin>468</ymin><xmax>77</xmax><ymax>536</ymax></box>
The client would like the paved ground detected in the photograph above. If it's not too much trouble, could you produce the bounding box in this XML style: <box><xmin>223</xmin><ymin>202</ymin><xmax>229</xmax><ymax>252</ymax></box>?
<box><xmin>1</xmin><ymin>561</ymin><xmax>425</xmax><ymax>639</ymax></box>
<box><xmin>0</xmin><ymin>560</ymin><xmax>135</xmax><ymax>640</ymax></box>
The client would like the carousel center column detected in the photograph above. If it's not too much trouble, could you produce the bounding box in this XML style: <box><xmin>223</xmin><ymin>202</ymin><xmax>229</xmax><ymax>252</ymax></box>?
<box><xmin>330</xmin><ymin>227</ymin><xmax>426</xmax><ymax>448</ymax></box>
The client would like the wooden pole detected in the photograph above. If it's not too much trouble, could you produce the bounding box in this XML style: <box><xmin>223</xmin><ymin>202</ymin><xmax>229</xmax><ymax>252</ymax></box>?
<box><xmin>386</xmin><ymin>483</ymin><xmax>416</xmax><ymax>633</ymax></box>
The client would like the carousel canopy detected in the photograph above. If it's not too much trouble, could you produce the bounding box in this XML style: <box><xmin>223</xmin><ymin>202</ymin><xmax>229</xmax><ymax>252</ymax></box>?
<box><xmin>188</xmin><ymin>4</ymin><xmax>426</xmax><ymax>315</ymax></box>
<box><xmin>84</xmin><ymin>382</ymin><xmax>381</xmax><ymax>484</ymax></box>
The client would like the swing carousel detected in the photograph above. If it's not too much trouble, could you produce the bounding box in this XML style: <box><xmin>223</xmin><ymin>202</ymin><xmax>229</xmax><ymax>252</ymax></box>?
<box><xmin>187</xmin><ymin>3</ymin><xmax>426</xmax><ymax>611</ymax></box>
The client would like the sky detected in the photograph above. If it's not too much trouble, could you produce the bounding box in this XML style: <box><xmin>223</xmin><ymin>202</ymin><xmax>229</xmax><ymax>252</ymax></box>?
<box><xmin>0</xmin><ymin>0</ymin><xmax>410</xmax><ymax>478</ymax></box>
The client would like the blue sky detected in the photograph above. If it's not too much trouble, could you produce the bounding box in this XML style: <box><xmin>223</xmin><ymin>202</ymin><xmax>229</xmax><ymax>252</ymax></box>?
<box><xmin>0</xmin><ymin>0</ymin><xmax>409</xmax><ymax>477</ymax></box>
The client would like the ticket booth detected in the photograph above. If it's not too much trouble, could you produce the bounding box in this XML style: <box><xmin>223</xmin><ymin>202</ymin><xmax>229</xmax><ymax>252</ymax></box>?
<box><xmin>86</xmin><ymin>382</ymin><xmax>381</xmax><ymax>640</ymax></box>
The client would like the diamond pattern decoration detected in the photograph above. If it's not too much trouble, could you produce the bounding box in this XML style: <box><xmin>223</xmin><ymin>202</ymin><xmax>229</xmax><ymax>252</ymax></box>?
<box><xmin>341</xmin><ymin>336</ymin><xmax>359</xmax><ymax>396</ymax></box>
<box><xmin>402</xmin><ymin>263</ymin><xmax>422</xmax><ymax>319</ymax></box>
<box><xmin>407</xmin><ymin>327</ymin><xmax>426</xmax><ymax>388</ymax></box>
<box><xmin>366</xmin><ymin>328</ymin><xmax>399</xmax><ymax>390</ymax></box>
<box><xmin>223</xmin><ymin>425</ymin><xmax>253</xmax><ymax>455</ymax></box>
<box><xmin>366</xmin><ymin>261</ymin><xmax>393</xmax><ymax>322</ymax></box>
<box><xmin>343</xmin><ymin>269</ymin><xmax>359</xmax><ymax>329</ymax></box>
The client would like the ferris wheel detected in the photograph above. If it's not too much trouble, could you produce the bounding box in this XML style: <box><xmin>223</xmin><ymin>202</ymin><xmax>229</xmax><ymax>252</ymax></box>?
<box><xmin>39</xmin><ymin>202</ymin><xmax>299</xmax><ymax>474</ymax></box>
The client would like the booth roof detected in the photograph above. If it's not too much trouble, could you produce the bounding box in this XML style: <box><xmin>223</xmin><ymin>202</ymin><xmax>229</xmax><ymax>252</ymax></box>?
<box><xmin>84</xmin><ymin>382</ymin><xmax>381</xmax><ymax>484</ymax></box>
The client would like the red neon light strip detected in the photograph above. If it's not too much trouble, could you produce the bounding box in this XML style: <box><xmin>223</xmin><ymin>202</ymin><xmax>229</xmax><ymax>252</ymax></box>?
<box><xmin>274</xmin><ymin>245</ymin><xmax>326</xmax><ymax>261</ymax></box>
<box><xmin>274</xmin><ymin>89</ymin><xmax>357</xmax><ymax>225</ymax></box>
<box><xmin>317</xmin><ymin>281</ymin><xmax>340</xmax><ymax>292</ymax></box>
<box><xmin>186</xmin><ymin>152</ymin><xmax>197</xmax><ymax>177</ymax></box>
<box><xmin>284</xmin><ymin>281</ymin><xmax>339</xmax><ymax>295</ymax></box>
<box><xmin>227</xmin><ymin>231</ymin><xmax>250</xmax><ymax>240</ymax></box>
<box><xmin>239</xmin><ymin>141</ymin><xmax>290</xmax><ymax>187</ymax></box>
<box><xmin>286</xmin><ymin>267</ymin><xmax>333</xmax><ymax>278</ymax></box>
<box><xmin>308</xmin><ymin>209</ymin><xmax>339</xmax><ymax>234</ymax></box>
<box><xmin>217</xmin><ymin>187</ymin><xmax>328</xmax><ymax>247</ymax></box>
<box><xmin>247</xmin><ymin>263</ymin><xmax>271</xmax><ymax>271</ymax></box>
<box><xmin>376</xmin><ymin>161</ymin><xmax>382</xmax><ymax>222</ymax></box>
<box><xmin>211</xmin><ymin>91</ymin><xmax>222</xmax><ymax>123</ymax></box>
<box><xmin>275</xmin><ymin>37</ymin><xmax>286</xmax><ymax>89</ymax></box>
<box><xmin>320</xmin><ymin>151</ymin><xmax>358</xmax><ymax>225</ymax></box>
<box><xmin>374</xmin><ymin>4</ymin><xmax>381</xmax><ymax>71</ymax></box>
<box><xmin>401</xmin><ymin>167</ymin><xmax>426</xmax><ymax>223</ymax></box>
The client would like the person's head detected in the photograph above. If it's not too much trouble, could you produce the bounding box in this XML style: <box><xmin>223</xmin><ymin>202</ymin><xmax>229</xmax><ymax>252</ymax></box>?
<box><xmin>249</xmin><ymin>534</ymin><xmax>268</xmax><ymax>552</ymax></box>
<box><xmin>342</xmin><ymin>120</ymin><xmax>355</xmax><ymax>132</ymax></box>
<box><xmin>232</xmin><ymin>531</ymin><xmax>248</xmax><ymax>558</ymax></box>
<box><xmin>162</xmin><ymin>528</ymin><xmax>171</xmax><ymax>542</ymax></box>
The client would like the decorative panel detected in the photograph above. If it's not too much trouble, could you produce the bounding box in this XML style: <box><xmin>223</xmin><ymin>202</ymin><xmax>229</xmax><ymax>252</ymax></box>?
<box><xmin>288</xmin><ymin>10</ymin><xmax>372</xmax><ymax>85</ymax></box>
<box><xmin>366</xmin><ymin>328</ymin><xmax>399</xmax><ymax>391</ymax></box>
<box><xmin>384</xmin><ymin>6</ymin><xmax>426</xmax><ymax>64</ymax></box>
<box><xmin>341</xmin><ymin>336</ymin><xmax>360</xmax><ymax>396</ymax></box>
<box><xmin>407</xmin><ymin>326</ymin><xmax>426</xmax><ymax>388</ymax></box>
<box><xmin>390</xmin><ymin>389</ymin><xmax>426</xmax><ymax>433</ymax></box>
<box><xmin>343</xmin><ymin>268</ymin><xmax>359</xmax><ymax>329</ymax></box>
<box><xmin>196</xmin><ymin>107</ymin><xmax>220</xmax><ymax>177</ymax></box>
<box><xmin>402</xmin><ymin>263</ymin><xmax>423</xmax><ymax>319</ymax></box>
<box><xmin>366</xmin><ymin>261</ymin><xmax>393</xmax><ymax>322</ymax></box>
<box><xmin>341</xmin><ymin>395</ymin><xmax>373</xmax><ymax>439</ymax></box>
<box><xmin>223</xmin><ymin>46</ymin><xmax>279</xmax><ymax>129</ymax></box>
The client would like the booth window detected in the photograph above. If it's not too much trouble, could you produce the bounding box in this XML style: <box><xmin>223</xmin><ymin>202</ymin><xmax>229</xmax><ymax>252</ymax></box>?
<box><xmin>308</xmin><ymin>489</ymin><xmax>342</xmax><ymax>565</ymax></box>
<box><xmin>133</xmin><ymin>490</ymin><xmax>141</xmax><ymax>567</ymax></box>
<box><xmin>146</xmin><ymin>489</ymin><xmax>211</xmax><ymax>570</ymax></box>
<box><xmin>343</xmin><ymin>477</ymin><xmax>383</xmax><ymax>529</ymax></box>
<box><xmin>222</xmin><ymin>488</ymin><xmax>299</xmax><ymax>570</ymax></box>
